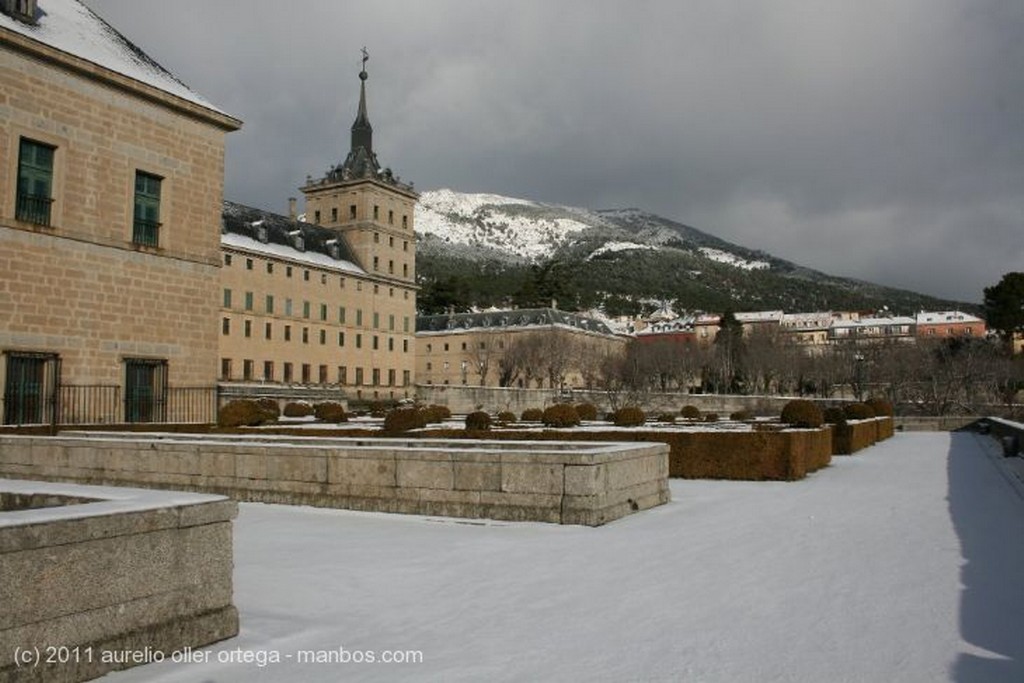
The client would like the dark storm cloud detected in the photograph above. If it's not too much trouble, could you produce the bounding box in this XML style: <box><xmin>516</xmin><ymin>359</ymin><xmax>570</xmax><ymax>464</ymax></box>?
<box><xmin>87</xmin><ymin>0</ymin><xmax>1024</xmax><ymax>302</ymax></box>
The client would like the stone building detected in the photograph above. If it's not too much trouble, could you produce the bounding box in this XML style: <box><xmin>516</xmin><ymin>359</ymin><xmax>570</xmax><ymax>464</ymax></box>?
<box><xmin>0</xmin><ymin>0</ymin><xmax>241</xmax><ymax>425</ymax></box>
<box><xmin>416</xmin><ymin>308</ymin><xmax>626</xmax><ymax>389</ymax></box>
<box><xmin>218</xmin><ymin>59</ymin><xmax>417</xmax><ymax>402</ymax></box>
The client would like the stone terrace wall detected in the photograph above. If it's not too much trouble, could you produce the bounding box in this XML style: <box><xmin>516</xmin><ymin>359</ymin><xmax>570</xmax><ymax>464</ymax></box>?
<box><xmin>416</xmin><ymin>386</ymin><xmax>831</xmax><ymax>417</ymax></box>
<box><xmin>0</xmin><ymin>434</ymin><xmax>670</xmax><ymax>527</ymax></box>
<box><xmin>0</xmin><ymin>479</ymin><xmax>237</xmax><ymax>683</ymax></box>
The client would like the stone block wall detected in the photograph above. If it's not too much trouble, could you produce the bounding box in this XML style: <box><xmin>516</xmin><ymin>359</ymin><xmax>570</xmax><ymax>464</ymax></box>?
<box><xmin>0</xmin><ymin>31</ymin><xmax>239</xmax><ymax>390</ymax></box>
<box><xmin>0</xmin><ymin>433</ymin><xmax>670</xmax><ymax>526</ymax></box>
<box><xmin>0</xmin><ymin>479</ymin><xmax>238</xmax><ymax>682</ymax></box>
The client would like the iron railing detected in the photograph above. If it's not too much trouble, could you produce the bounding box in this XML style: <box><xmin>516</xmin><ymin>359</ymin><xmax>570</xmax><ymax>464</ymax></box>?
<box><xmin>2</xmin><ymin>385</ymin><xmax>218</xmax><ymax>426</ymax></box>
<box><xmin>132</xmin><ymin>218</ymin><xmax>161</xmax><ymax>247</ymax></box>
<box><xmin>15</xmin><ymin>193</ymin><xmax>53</xmax><ymax>226</ymax></box>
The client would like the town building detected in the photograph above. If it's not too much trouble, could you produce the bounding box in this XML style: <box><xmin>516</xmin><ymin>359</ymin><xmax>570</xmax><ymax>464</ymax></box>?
<box><xmin>914</xmin><ymin>311</ymin><xmax>986</xmax><ymax>340</ymax></box>
<box><xmin>780</xmin><ymin>312</ymin><xmax>834</xmax><ymax>348</ymax></box>
<box><xmin>218</xmin><ymin>58</ymin><xmax>417</xmax><ymax>402</ymax></box>
<box><xmin>416</xmin><ymin>308</ymin><xmax>626</xmax><ymax>389</ymax></box>
<box><xmin>828</xmin><ymin>315</ymin><xmax>916</xmax><ymax>344</ymax></box>
<box><xmin>0</xmin><ymin>0</ymin><xmax>241</xmax><ymax>425</ymax></box>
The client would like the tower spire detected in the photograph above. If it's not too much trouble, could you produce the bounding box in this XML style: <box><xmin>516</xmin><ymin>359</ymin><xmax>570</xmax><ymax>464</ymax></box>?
<box><xmin>351</xmin><ymin>47</ymin><xmax>373</xmax><ymax>155</ymax></box>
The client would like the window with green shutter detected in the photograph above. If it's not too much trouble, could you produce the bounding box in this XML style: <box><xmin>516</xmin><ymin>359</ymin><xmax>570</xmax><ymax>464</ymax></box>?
<box><xmin>133</xmin><ymin>171</ymin><xmax>161</xmax><ymax>246</ymax></box>
<box><xmin>16</xmin><ymin>138</ymin><xmax>55</xmax><ymax>226</ymax></box>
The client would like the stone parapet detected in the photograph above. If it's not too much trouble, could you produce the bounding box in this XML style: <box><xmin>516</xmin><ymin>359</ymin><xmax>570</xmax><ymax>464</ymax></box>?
<box><xmin>0</xmin><ymin>479</ymin><xmax>237</xmax><ymax>683</ymax></box>
<box><xmin>0</xmin><ymin>433</ymin><xmax>670</xmax><ymax>527</ymax></box>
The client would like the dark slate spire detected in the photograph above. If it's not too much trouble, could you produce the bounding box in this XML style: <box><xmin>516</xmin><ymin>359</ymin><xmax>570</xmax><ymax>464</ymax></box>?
<box><xmin>334</xmin><ymin>47</ymin><xmax>381</xmax><ymax>180</ymax></box>
<box><xmin>351</xmin><ymin>48</ymin><xmax>373</xmax><ymax>154</ymax></box>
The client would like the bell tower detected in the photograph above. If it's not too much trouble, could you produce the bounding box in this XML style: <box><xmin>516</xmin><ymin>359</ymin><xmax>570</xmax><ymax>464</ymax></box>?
<box><xmin>300</xmin><ymin>49</ymin><xmax>418</xmax><ymax>285</ymax></box>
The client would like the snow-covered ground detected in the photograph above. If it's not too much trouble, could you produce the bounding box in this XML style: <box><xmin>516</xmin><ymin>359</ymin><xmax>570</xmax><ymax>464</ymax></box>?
<box><xmin>106</xmin><ymin>432</ymin><xmax>1024</xmax><ymax>682</ymax></box>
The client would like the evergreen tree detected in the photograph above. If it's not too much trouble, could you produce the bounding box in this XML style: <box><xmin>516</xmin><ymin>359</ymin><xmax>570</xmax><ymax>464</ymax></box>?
<box><xmin>983</xmin><ymin>272</ymin><xmax>1024</xmax><ymax>340</ymax></box>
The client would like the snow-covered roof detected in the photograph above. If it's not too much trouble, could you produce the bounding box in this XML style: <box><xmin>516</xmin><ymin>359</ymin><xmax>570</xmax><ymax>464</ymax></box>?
<box><xmin>221</xmin><ymin>201</ymin><xmax>365</xmax><ymax>275</ymax></box>
<box><xmin>781</xmin><ymin>311</ymin><xmax>834</xmax><ymax>329</ymax></box>
<box><xmin>0</xmin><ymin>0</ymin><xmax>230</xmax><ymax>116</ymax></box>
<box><xmin>417</xmin><ymin>308</ymin><xmax>618</xmax><ymax>337</ymax></box>
<box><xmin>832</xmin><ymin>316</ymin><xmax>915</xmax><ymax>329</ymax></box>
<box><xmin>915</xmin><ymin>311</ymin><xmax>983</xmax><ymax>325</ymax></box>
<box><xmin>735</xmin><ymin>310</ymin><xmax>785</xmax><ymax>324</ymax></box>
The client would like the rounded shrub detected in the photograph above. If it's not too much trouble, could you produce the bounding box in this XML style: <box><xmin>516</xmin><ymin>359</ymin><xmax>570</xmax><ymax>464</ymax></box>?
<box><xmin>543</xmin><ymin>404</ymin><xmax>581</xmax><ymax>428</ymax></box>
<box><xmin>496</xmin><ymin>411</ymin><xmax>516</xmax><ymax>424</ymax></box>
<box><xmin>822</xmin><ymin>407</ymin><xmax>847</xmax><ymax>425</ymax></box>
<box><xmin>843</xmin><ymin>403</ymin><xmax>876</xmax><ymax>420</ymax></box>
<box><xmin>613</xmin><ymin>406</ymin><xmax>646</xmax><ymax>427</ymax></box>
<box><xmin>574</xmin><ymin>402</ymin><xmax>599</xmax><ymax>421</ymax></box>
<box><xmin>521</xmin><ymin>408</ymin><xmax>543</xmax><ymax>422</ymax></box>
<box><xmin>703</xmin><ymin>413</ymin><xmax>719</xmax><ymax>423</ymax></box>
<box><xmin>383</xmin><ymin>407</ymin><xmax>427</xmax><ymax>433</ymax></box>
<box><xmin>730</xmin><ymin>410</ymin><xmax>752</xmax><ymax>421</ymax></box>
<box><xmin>465</xmin><ymin>411</ymin><xmax>492</xmax><ymax>431</ymax></box>
<box><xmin>680</xmin><ymin>405</ymin><xmax>702</xmax><ymax>420</ymax></box>
<box><xmin>283</xmin><ymin>401</ymin><xmax>314</xmax><ymax>418</ymax></box>
<box><xmin>422</xmin><ymin>404</ymin><xmax>451</xmax><ymax>424</ymax></box>
<box><xmin>866</xmin><ymin>397</ymin><xmax>894</xmax><ymax>417</ymax></box>
<box><xmin>254</xmin><ymin>398</ymin><xmax>281</xmax><ymax>422</ymax></box>
<box><xmin>314</xmin><ymin>401</ymin><xmax>348</xmax><ymax>423</ymax></box>
<box><xmin>218</xmin><ymin>399</ymin><xmax>268</xmax><ymax>428</ymax></box>
<box><xmin>780</xmin><ymin>399</ymin><xmax>824</xmax><ymax>428</ymax></box>
<box><xmin>657</xmin><ymin>413</ymin><xmax>677</xmax><ymax>424</ymax></box>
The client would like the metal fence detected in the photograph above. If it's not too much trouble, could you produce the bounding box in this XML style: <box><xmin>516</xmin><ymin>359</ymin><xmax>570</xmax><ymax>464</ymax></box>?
<box><xmin>2</xmin><ymin>385</ymin><xmax>219</xmax><ymax>427</ymax></box>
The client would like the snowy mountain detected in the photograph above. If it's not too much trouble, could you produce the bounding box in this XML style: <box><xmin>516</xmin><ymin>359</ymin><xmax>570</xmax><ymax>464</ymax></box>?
<box><xmin>415</xmin><ymin>188</ymin><xmax>773</xmax><ymax>267</ymax></box>
<box><xmin>414</xmin><ymin>189</ymin><xmax>970</xmax><ymax>316</ymax></box>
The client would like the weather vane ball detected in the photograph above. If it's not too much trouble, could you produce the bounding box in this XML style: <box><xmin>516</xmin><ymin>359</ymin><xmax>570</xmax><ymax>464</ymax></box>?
<box><xmin>360</xmin><ymin>47</ymin><xmax>369</xmax><ymax>80</ymax></box>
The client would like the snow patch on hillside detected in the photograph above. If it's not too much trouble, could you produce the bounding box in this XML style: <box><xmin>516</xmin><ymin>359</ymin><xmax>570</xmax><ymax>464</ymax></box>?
<box><xmin>416</xmin><ymin>189</ymin><xmax>593</xmax><ymax>261</ymax></box>
<box><xmin>586</xmin><ymin>241</ymin><xmax>657</xmax><ymax>260</ymax></box>
<box><xmin>699</xmin><ymin>247</ymin><xmax>771</xmax><ymax>270</ymax></box>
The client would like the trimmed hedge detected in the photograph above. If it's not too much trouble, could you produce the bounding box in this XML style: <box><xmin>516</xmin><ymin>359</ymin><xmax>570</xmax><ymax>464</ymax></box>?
<box><xmin>218</xmin><ymin>399</ymin><xmax>271</xmax><ymax>428</ymax></box>
<box><xmin>703</xmin><ymin>413</ymin><xmax>719</xmax><ymax>423</ymax></box>
<box><xmin>834</xmin><ymin>416</ymin><xmax>895</xmax><ymax>454</ymax></box>
<box><xmin>574</xmin><ymin>403</ymin><xmax>599</xmax><ymax>421</ymax></box>
<box><xmin>657</xmin><ymin>413</ymin><xmax>677</xmax><ymax>424</ymax></box>
<box><xmin>383</xmin><ymin>408</ymin><xmax>427</xmax><ymax>433</ymax></box>
<box><xmin>255</xmin><ymin>398</ymin><xmax>280</xmax><ymax>421</ymax></box>
<box><xmin>866</xmin><ymin>397</ymin><xmax>894</xmax><ymax>418</ymax></box>
<box><xmin>407</xmin><ymin>428</ymin><xmax>832</xmax><ymax>481</ymax></box>
<box><xmin>781</xmin><ymin>400</ymin><xmax>823</xmax><ymax>428</ymax></box>
<box><xmin>822</xmin><ymin>407</ymin><xmax>847</xmax><ymax>425</ymax></box>
<box><xmin>729</xmin><ymin>410</ymin><xmax>752</xmax><ymax>422</ymax></box>
<box><xmin>421</xmin><ymin>404</ymin><xmax>451</xmax><ymax>424</ymax></box>
<box><xmin>314</xmin><ymin>401</ymin><xmax>348</xmax><ymax>423</ymax></box>
<box><xmin>465</xmin><ymin>411</ymin><xmax>492</xmax><ymax>431</ymax></box>
<box><xmin>283</xmin><ymin>401</ymin><xmax>314</xmax><ymax>418</ymax></box>
<box><xmin>680</xmin><ymin>405</ymin><xmax>702</xmax><ymax>420</ymax></box>
<box><xmin>843</xmin><ymin>403</ymin><xmax>876</xmax><ymax>420</ymax></box>
<box><xmin>496</xmin><ymin>411</ymin><xmax>516</xmax><ymax>424</ymax></box>
<box><xmin>613</xmin><ymin>406</ymin><xmax>646</xmax><ymax>427</ymax></box>
<box><xmin>543</xmin><ymin>404</ymin><xmax>581</xmax><ymax>428</ymax></box>
<box><xmin>521</xmin><ymin>408</ymin><xmax>543</xmax><ymax>421</ymax></box>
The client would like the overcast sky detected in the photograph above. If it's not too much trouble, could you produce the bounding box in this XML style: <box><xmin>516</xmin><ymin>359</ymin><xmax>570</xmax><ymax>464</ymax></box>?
<box><xmin>87</xmin><ymin>0</ymin><xmax>1022</xmax><ymax>303</ymax></box>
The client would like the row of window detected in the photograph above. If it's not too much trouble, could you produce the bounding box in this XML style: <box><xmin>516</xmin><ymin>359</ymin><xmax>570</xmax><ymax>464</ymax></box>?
<box><xmin>423</xmin><ymin>340</ymin><xmax>505</xmax><ymax>353</ymax></box>
<box><xmin>224</xmin><ymin>253</ymin><xmax>413</xmax><ymax>295</ymax></box>
<box><xmin>16</xmin><ymin>137</ymin><xmax>162</xmax><ymax>246</ymax></box>
<box><xmin>221</xmin><ymin>319</ymin><xmax>410</xmax><ymax>351</ymax></box>
<box><xmin>220</xmin><ymin>358</ymin><xmax>410</xmax><ymax>387</ymax></box>
<box><xmin>222</xmin><ymin>290</ymin><xmax>410</xmax><ymax>331</ymax></box>
<box><xmin>312</xmin><ymin>203</ymin><xmax>410</xmax><ymax>230</ymax></box>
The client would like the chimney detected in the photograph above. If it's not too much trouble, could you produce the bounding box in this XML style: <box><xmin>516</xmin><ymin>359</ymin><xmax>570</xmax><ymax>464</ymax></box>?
<box><xmin>288</xmin><ymin>197</ymin><xmax>297</xmax><ymax>220</ymax></box>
